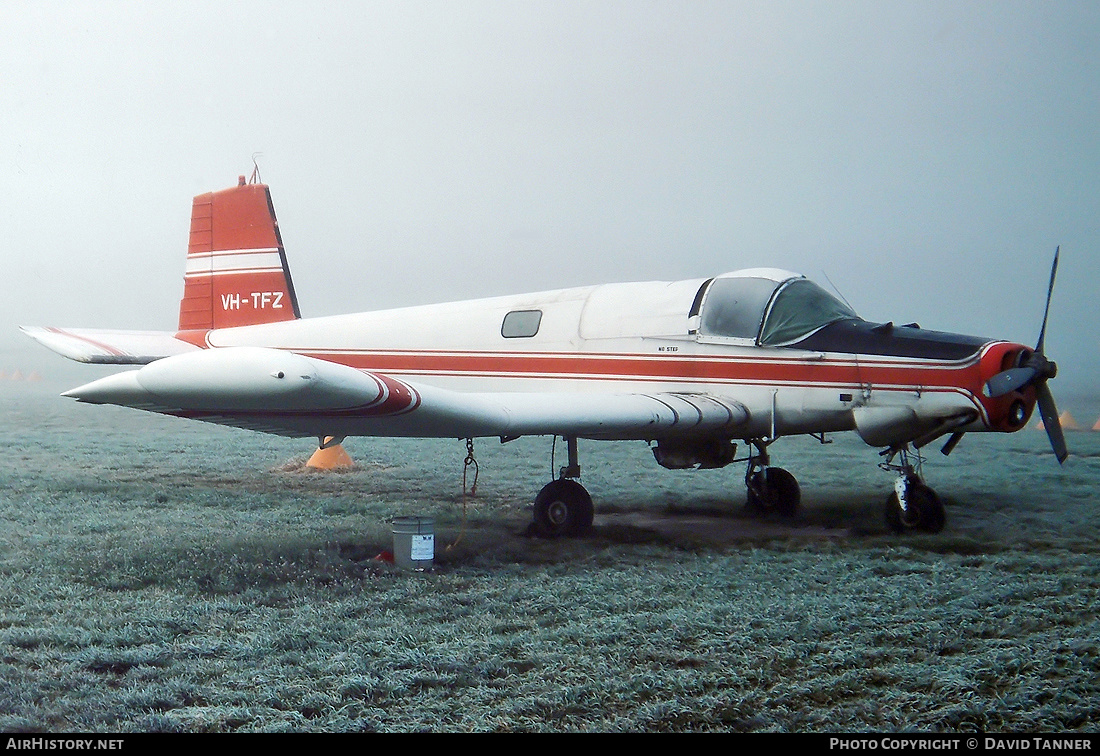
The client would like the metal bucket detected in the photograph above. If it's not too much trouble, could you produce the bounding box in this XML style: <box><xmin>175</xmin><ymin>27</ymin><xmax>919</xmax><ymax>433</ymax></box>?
<box><xmin>392</xmin><ymin>516</ymin><xmax>434</xmax><ymax>570</ymax></box>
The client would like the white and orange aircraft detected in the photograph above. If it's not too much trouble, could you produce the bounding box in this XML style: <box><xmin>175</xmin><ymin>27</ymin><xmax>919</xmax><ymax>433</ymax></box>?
<box><xmin>23</xmin><ymin>176</ymin><xmax>1066</xmax><ymax>536</ymax></box>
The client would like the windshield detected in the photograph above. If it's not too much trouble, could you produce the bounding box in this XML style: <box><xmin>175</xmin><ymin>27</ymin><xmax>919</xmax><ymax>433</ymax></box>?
<box><xmin>759</xmin><ymin>279</ymin><xmax>859</xmax><ymax>345</ymax></box>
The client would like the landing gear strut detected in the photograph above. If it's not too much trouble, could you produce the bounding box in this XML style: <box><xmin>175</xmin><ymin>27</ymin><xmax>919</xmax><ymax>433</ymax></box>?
<box><xmin>744</xmin><ymin>439</ymin><xmax>800</xmax><ymax>517</ymax></box>
<box><xmin>532</xmin><ymin>436</ymin><xmax>594</xmax><ymax>537</ymax></box>
<box><xmin>880</xmin><ymin>446</ymin><xmax>945</xmax><ymax>534</ymax></box>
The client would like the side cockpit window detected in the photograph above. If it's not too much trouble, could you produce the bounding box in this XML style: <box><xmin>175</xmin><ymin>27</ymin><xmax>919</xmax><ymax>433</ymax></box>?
<box><xmin>698</xmin><ymin>277</ymin><xmax>779</xmax><ymax>340</ymax></box>
<box><xmin>501</xmin><ymin>309</ymin><xmax>543</xmax><ymax>338</ymax></box>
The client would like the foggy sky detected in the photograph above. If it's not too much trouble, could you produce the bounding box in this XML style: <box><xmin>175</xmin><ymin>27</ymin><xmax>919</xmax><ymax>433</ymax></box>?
<box><xmin>2</xmin><ymin>1</ymin><xmax>1098</xmax><ymax>398</ymax></box>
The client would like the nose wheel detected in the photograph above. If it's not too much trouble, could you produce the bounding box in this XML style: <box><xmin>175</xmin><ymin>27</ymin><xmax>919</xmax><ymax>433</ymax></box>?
<box><xmin>884</xmin><ymin>477</ymin><xmax>945</xmax><ymax>534</ymax></box>
<box><xmin>880</xmin><ymin>447</ymin><xmax>945</xmax><ymax>534</ymax></box>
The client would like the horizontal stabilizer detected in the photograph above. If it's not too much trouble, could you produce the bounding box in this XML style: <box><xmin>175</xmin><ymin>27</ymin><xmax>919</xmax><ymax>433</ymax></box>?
<box><xmin>19</xmin><ymin>326</ymin><xmax>200</xmax><ymax>365</ymax></box>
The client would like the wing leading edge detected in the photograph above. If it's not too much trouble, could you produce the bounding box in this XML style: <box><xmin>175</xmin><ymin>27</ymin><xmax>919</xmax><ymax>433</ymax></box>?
<box><xmin>60</xmin><ymin>346</ymin><xmax>750</xmax><ymax>442</ymax></box>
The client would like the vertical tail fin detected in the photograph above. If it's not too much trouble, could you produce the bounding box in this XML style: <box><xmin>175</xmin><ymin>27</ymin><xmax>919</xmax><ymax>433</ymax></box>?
<box><xmin>177</xmin><ymin>176</ymin><xmax>301</xmax><ymax>333</ymax></box>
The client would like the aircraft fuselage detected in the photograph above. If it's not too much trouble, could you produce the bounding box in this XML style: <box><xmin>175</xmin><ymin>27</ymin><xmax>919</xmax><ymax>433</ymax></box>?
<box><xmin>178</xmin><ymin>279</ymin><xmax>1035</xmax><ymax>446</ymax></box>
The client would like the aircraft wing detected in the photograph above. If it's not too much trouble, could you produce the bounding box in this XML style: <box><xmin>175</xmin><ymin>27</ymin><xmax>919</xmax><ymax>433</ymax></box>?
<box><xmin>59</xmin><ymin>346</ymin><xmax>750</xmax><ymax>441</ymax></box>
<box><xmin>19</xmin><ymin>326</ymin><xmax>200</xmax><ymax>365</ymax></box>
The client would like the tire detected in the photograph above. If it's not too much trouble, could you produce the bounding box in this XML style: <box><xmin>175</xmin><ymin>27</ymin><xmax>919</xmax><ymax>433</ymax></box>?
<box><xmin>746</xmin><ymin>467</ymin><xmax>801</xmax><ymax>517</ymax></box>
<box><xmin>885</xmin><ymin>483</ymin><xmax>945</xmax><ymax>534</ymax></box>
<box><xmin>533</xmin><ymin>479</ymin><xmax>594</xmax><ymax>537</ymax></box>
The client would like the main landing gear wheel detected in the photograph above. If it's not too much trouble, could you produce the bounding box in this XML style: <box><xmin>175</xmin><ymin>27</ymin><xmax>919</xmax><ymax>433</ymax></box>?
<box><xmin>533</xmin><ymin>479</ymin><xmax>594</xmax><ymax>538</ymax></box>
<box><xmin>746</xmin><ymin>467</ymin><xmax>801</xmax><ymax>517</ymax></box>
<box><xmin>884</xmin><ymin>479</ymin><xmax>945</xmax><ymax>534</ymax></box>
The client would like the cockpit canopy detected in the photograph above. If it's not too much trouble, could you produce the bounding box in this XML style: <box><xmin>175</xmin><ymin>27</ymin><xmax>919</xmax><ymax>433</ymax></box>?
<box><xmin>696</xmin><ymin>271</ymin><xmax>859</xmax><ymax>346</ymax></box>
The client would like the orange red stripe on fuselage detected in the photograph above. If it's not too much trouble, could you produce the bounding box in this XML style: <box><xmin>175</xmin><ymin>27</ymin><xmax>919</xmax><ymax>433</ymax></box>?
<box><xmin>174</xmin><ymin>330</ymin><xmax>1028</xmax><ymax>431</ymax></box>
<box><xmin>294</xmin><ymin>346</ymin><xmax>988</xmax><ymax>393</ymax></box>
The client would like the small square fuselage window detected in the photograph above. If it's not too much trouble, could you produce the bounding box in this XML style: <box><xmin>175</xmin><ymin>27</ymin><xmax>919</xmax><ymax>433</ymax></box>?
<box><xmin>502</xmin><ymin>309</ymin><xmax>542</xmax><ymax>338</ymax></box>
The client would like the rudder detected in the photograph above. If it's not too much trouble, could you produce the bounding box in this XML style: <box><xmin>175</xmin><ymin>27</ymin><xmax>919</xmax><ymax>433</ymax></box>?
<box><xmin>178</xmin><ymin>176</ymin><xmax>301</xmax><ymax>333</ymax></box>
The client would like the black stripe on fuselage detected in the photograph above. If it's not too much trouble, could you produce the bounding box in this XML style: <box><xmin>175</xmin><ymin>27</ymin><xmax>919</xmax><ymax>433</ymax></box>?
<box><xmin>792</xmin><ymin>319</ymin><xmax>990</xmax><ymax>361</ymax></box>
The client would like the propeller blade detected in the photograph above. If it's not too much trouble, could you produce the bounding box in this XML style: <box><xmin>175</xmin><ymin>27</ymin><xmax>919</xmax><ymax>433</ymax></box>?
<box><xmin>1036</xmin><ymin>382</ymin><xmax>1068</xmax><ymax>464</ymax></box>
<box><xmin>985</xmin><ymin>366</ymin><xmax>1038</xmax><ymax>398</ymax></box>
<box><xmin>1035</xmin><ymin>246</ymin><xmax>1059</xmax><ymax>356</ymax></box>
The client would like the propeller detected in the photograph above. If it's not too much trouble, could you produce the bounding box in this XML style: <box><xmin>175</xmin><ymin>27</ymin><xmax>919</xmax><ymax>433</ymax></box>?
<box><xmin>984</xmin><ymin>247</ymin><xmax>1067</xmax><ymax>463</ymax></box>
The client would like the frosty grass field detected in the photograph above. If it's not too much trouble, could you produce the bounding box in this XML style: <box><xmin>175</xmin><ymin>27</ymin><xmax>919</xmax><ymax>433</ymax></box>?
<box><xmin>0</xmin><ymin>375</ymin><xmax>1097</xmax><ymax>732</ymax></box>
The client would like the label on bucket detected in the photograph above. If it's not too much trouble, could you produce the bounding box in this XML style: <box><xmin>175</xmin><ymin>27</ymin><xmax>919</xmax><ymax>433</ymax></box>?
<box><xmin>410</xmin><ymin>534</ymin><xmax>434</xmax><ymax>561</ymax></box>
